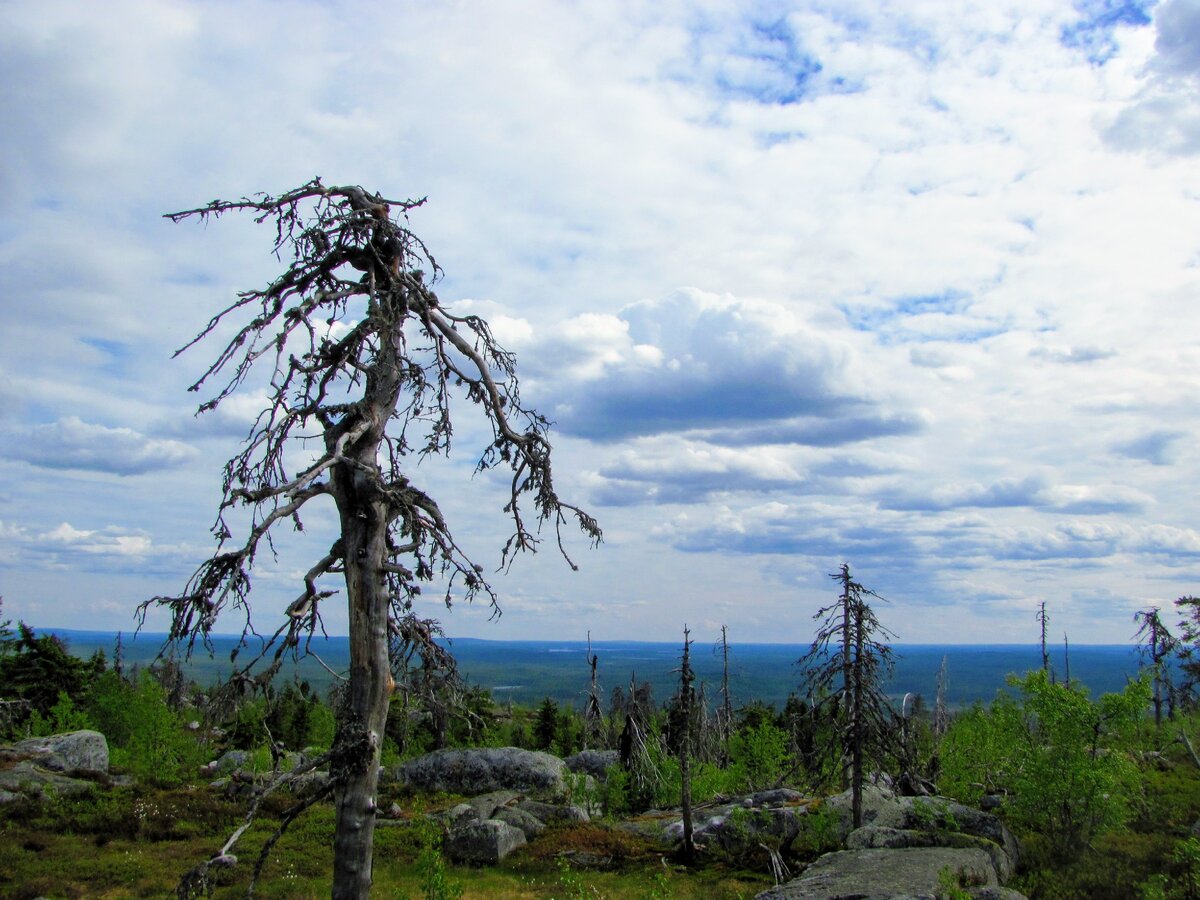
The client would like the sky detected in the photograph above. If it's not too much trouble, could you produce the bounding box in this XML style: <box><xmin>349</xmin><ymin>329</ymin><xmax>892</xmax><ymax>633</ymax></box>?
<box><xmin>1</xmin><ymin>0</ymin><xmax>1199</xmax><ymax>646</ymax></box>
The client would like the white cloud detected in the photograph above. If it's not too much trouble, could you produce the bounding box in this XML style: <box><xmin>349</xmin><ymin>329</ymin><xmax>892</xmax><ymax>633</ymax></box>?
<box><xmin>5</xmin><ymin>417</ymin><xmax>197</xmax><ymax>475</ymax></box>
<box><xmin>0</xmin><ymin>0</ymin><xmax>1197</xmax><ymax>642</ymax></box>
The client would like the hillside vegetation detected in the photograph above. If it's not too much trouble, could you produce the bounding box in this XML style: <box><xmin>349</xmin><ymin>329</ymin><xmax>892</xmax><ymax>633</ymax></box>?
<box><xmin>4</xmin><ymin>601</ymin><xmax>1200</xmax><ymax>898</ymax></box>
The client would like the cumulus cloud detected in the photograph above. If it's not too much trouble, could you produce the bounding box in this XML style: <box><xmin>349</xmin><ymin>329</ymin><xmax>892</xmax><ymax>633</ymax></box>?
<box><xmin>540</xmin><ymin>288</ymin><xmax>871</xmax><ymax>441</ymax></box>
<box><xmin>2</xmin><ymin>1</ymin><xmax>1199</xmax><ymax>640</ymax></box>
<box><xmin>5</xmin><ymin>417</ymin><xmax>197</xmax><ymax>475</ymax></box>
<box><xmin>591</xmin><ymin>439</ymin><xmax>808</xmax><ymax>506</ymax></box>
<box><xmin>0</xmin><ymin>518</ymin><xmax>197</xmax><ymax>576</ymax></box>
<box><xmin>1106</xmin><ymin>0</ymin><xmax>1200</xmax><ymax>154</ymax></box>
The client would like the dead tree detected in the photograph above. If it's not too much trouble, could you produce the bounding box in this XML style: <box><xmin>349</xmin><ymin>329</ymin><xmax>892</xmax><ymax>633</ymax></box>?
<box><xmin>798</xmin><ymin>564</ymin><xmax>895</xmax><ymax>828</ymax></box>
<box><xmin>1037</xmin><ymin>601</ymin><xmax>1051</xmax><ymax>681</ymax></box>
<box><xmin>933</xmin><ymin>654</ymin><xmax>949</xmax><ymax>738</ymax></box>
<box><xmin>1063</xmin><ymin>633</ymin><xmax>1071</xmax><ymax>688</ymax></box>
<box><xmin>677</xmin><ymin>626</ymin><xmax>696</xmax><ymax>862</ymax></box>
<box><xmin>717</xmin><ymin>624</ymin><xmax>734</xmax><ymax>767</ymax></box>
<box><xmin>583</xmin><ymin>631</ymin><xmax>603</xmax><ymax>749</ymax></box>
<box><xmin>1135</xmin><ymin>606</ymin><xmax>1177</xmax><ymax>728</ymax></box>
<box><xmin>144</xmin><ymin>180</ymin><xmax>600</xmax><ymax>899</ymax></box>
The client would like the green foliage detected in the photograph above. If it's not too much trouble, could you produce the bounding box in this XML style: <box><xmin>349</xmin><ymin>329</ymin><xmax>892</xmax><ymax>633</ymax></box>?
<box><xmin>795</xmin><ymin>801</ymin><xmax>841</xmax><ymax>856</ymax></box>
<box><xmin>307</xmin><ymin>698</ymin><xmax>336</xmax><ymax>749</ymax></box>
<box><xmin>910</xmin><ymin>799</ymin><xmax>960</xmax><ymax>833</ymax></box>
<box><xmin>225</xmin><ymin>696</ymin><xmax>269</xmax><ymax>750</ymax></box>
<box><xmin>938</xmin><ymin>693</ymin><xmax>1026</xmax><ymax>807</ymax></box>
<box><xmin>534</xmin><ymin>697</ymin><xmax>559</xmax><ymax>751</ymax></box>
<box><xmin>727</xmin><ymin>720</ymin><xmax>789</xmax><ymax>792</ymax></box>
<box><xmin>409</xmin><ymin>818</ymin><xmax>462</xmax><ymax>900</ymax></box>
<box><xmin>265</xmin><ymin>681</ymin><xmax>321</xmax><ymax>750</ymax></box>
<box><xmin>936</xmin><ymin>865</ymin><xmax>973</xmax><ymax>900</ymax></box>
<box><xmin>0</xmin><ymin>623</ymin><xmax>103</xmax><ymax>730</ymax></box>
<box><xmin>598</xmin><ymin>763</ymin><xmax>634</xmax><ymax>818</ymax></box>
<box><xmin>105</xmin><ymin>671</ymin><xmax>206</xmax><ymax>785</ymax></box>
<box><xmin>27</xmin><ymin>690</ymin><xmax>92</xmax><ymax>737</ymax></box>
<box><xmin>941</xmin><ymin>669</ymin><xmax>1149</xmax><ymax>858</ymax></box>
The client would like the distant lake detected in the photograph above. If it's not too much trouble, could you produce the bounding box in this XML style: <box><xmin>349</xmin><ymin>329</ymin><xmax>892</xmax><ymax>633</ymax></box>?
<box><xmin>44</xmin><ymin>628</ymin><xmax>1152</xmax><ymax>712</ymax></box>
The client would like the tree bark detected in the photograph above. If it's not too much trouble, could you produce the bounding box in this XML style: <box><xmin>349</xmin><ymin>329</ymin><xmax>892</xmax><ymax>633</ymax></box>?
<box><xmin>330</xmin><ymin>453</ymin><xmax>392</xmax><ymax>899</ymax></box>
<box><xmin>851</xmin><ymin>597</ymin><xmax>865</xmax><ymax>829</ymax></box>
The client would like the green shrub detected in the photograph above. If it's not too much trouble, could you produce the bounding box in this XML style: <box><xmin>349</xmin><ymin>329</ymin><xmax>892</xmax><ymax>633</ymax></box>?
<box><xmin>108</xmin><ymin>672</ymin><xmax>205</xmax><ymax>785</ymax></box>
<box><xmin>727</xmin><ymin>720</ymin><xmax>790</xmax><ymax>792</ymax></box>
<box><xmin>940</xmin><ymin>670</ymin><xmax>1149</xmax><ymax>859</ymax></box>
<box><xmin>27</xmin><ymin>690</ymin><xmax>92</xmax><ymax>737</ymax></box>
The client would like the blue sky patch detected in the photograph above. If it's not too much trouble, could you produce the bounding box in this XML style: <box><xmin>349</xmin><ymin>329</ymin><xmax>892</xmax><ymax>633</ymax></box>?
<box><xmin>1061</xmin><ymin>0</ymin><xmax>1156</xmax><ymax>64</ymax></box>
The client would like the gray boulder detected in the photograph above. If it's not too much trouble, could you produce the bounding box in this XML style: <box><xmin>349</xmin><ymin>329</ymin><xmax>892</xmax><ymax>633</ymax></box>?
<box><xmin>494</xmin><ymin>806</ymin><xmax>547</xmax><ymax>839</ymax></box>
<box><xmin>823</xmin><ymin>783</ymin><xmax>897</xmax><ymax>838</ymax></box>
<box><xmin>444</xmin><ymin>819</ymin><xmax>527</xmax><ymax>865</ymax></box>
<box><xmin>516</xmin><ymin>798</ymin><xmax>589</xmax><ymax>824</ymax></box>
<box><xmin>399</xmin><ymin>747</ymin><xmax>569</xmax><ymax>796</ymax></box>
<box><xmin>205</xmin><ymin>749</ymin><xmax>250</xmax><ymax>777</ymax></box>
<box><xmin>757</xmin><ymin>846</ymin><xmax>998</xmax><ymax>899</ymax></box>
<box><xmin>465</xmin><ymin>790</ymin><xmax>522</xmax><ymax>821</ymax></box>
<box><xmin>0</xmin><ymin>759</ymin><xmax>99</xmax><ymax>799</ymax></box>
<box><xmin>565</xmin><ymin>750</ymin><xmax>619</xmax><ymax>779</ymax></box>
<box><xmin>847</xmin><ymin>825</ymin><xmax>1015</xmax><ymax>883</ymax></box>
<box><xmin>870</xmin><ymin>796</ymin><xmax>1020</xmax><ymax>877</ymax></box>
<box><xmin>13</xmin><ymin>730</ymin><xmax>109</xmax><ymax>774</ymax></box>
<box><xmin>690</xmin><ymin>806</ymin><xmax>805</xmax><ymax>859</ymax></box>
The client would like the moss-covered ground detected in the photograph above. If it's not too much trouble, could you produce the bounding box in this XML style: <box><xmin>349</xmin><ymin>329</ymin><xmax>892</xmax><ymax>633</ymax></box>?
<box><xmin>0</xmin><ymin>783</ymin><xmax>772</xmax><ymax>899</ymax></box>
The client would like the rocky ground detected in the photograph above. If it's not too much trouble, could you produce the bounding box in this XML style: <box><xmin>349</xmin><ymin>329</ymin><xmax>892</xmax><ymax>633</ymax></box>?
<box><xmin>0</xmin><ymin>732</ymin><xmax>1026</xmax><ymax>898</ymax></box>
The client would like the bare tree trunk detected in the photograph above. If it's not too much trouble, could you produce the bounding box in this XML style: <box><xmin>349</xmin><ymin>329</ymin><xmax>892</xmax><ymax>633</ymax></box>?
<box><xmin>840</xmin><ymin>566</ymin><xmax>853</xmax><ymax>792</ymax></box>
<box><xmin>851</xmin><ymin>597</ymin><xmax>865</xmax><ymax>829</ymax></box>
<box><xmin>720</xmin><ymin>624</ymin><xmax>732</xmax><ymax>768</ymax></box>
<box><xmin>330</xmin><ymin>452</ymin><xmax>392</xmax><ymax>900</ymax></box>
<box><xmin>1038</xmin><ymin>602</ymin><xmax>1050</xmax><ymax>680</ymax></box>
<box><xmin>1063</xmin><ymin>633</ymin><xmax>1071</xmax><ymax>688</ymax></box>
<box><xmin>934</xmin><ymin>654</ymin><xmax>948</xmax><ymax>737</ymax></box>
<box><xmin>679</xmin><ymin>626</ymin><xmax>695</xmax><ymax>862</ymax></box>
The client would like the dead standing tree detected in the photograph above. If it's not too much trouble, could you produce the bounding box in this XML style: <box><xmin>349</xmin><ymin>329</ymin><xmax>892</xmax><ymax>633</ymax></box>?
<box><xmin>798</xmin><ymin>564</ymin><xmax>895</xmax><ymax>828</ymax></box>
<box><xmin>144</xmin><ymin>180</ymin><xmax>600</xmax><ymax>899</ymax></box>
<box><xmin>1134</xmin><ymin>606</ymin><xmax>1177</xmax><ymax>728</ymax></box>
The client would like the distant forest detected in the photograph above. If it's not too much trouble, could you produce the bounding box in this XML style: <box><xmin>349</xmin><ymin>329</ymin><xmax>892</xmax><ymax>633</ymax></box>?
<box><xmin>48</xmin><ymin>628</ymin><xmax>1145</xmax><ymax>711</ymax></box>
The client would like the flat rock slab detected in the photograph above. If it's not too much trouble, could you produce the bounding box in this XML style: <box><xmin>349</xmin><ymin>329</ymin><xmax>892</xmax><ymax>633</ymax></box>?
<box><xmin>757</xmin><ymin>847</ymin><xmax>998</xmax><ymax>899</ymax></box>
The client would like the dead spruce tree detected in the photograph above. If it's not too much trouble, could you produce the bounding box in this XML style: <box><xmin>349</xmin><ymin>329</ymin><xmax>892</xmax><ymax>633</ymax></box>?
<box><xmin>1134</xmin><ymin>606</ymin><xmax>1177</xmax><ymax>728</ymax></box>
<box><xmin>144</xmin><ymin>180</ymin><xmax>600</xmax><ymax>899</ymax></box>
<box><xmin>798</xmin><ymin>564</ymin><xmax>895</xmax><ymax>828</ymax></box>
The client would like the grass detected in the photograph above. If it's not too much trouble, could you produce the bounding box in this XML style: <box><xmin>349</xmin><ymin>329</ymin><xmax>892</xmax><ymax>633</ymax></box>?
<box><xmin>0</xmin><ymin>783</ymin><xmax>772</xmax><ymax>899</ymax></box>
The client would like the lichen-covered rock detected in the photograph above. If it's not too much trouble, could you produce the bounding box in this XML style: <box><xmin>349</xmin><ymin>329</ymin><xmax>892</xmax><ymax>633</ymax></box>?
<box><xmin>0</xmin><ymin>759</ymin><xmax>99</xmax><ymax>799</ymax></box>
<box><xmin>757</xmin><ymin>846</ymin><xmax>998</xmax><ymax>899</ymax></box>
<box><xmin>515</xmin><ymin>799</ymin><xmax>589</xmax><ymax>824</ymax></box>
<box><xmin>399</xmin><ymin>748</ymin><xmax>568</xmax><ymax>796</ymax></box>
<box><xmin>494</xmin><ymin>806</ymin><xmax>546</xmax><ymax>839</ymax></box>
<box><xmin>822</xmin><ymin>783</ymin><xmax>897</xmax><ymax>838</ymax></box>
<box><xmin>13</xmin><ymin>730</ymin><xmax>109</xmax><ymax>774</ymax></box>
<box><xmin>689</xmin><ymin>806</ymin><xmax>805</xmax><ymax>859</ymax></box>
<box><xmin>444</xmin><ymin>819</ymin><xmax>527</xmax><ymax>865</ymax></box>
<box><xmin>869</xmin><ymin>796</ymin><xmax>1020</xmax><ymax>877</ymax></box>
<box><xmin>204</xmin><ymin>749</ymin><xmax>250</xmax><ymax>777</ymax></box>
<box><xmin>565</xmin><ymin>750</ymin><xmax>619</xmax><ymax>779</ymax></box>
<box><xmin>465</xmin><ymin>790</ymin><xmax>521</xmax><ymax>821</ymax></box>
<box><xmin>742</xmin><ymin>788</ymin><xmax>805</xmax><ymax>807</ymax></box>
<box><xmin>847</xmin><ymin>824</ymin><xmax>1015</xmax><ymax>883</ymax></box>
